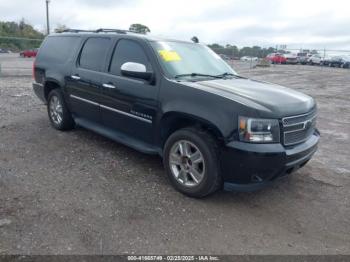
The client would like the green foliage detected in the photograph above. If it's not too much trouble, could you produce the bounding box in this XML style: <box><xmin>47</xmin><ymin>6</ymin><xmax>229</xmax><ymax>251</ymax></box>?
<box><xmin>208</xmin><ymin>44</ymin><xmax>276</xmax><ymax>58</ymax></box>
<box><xmin>0</xmin><ymin>19</ymin><xmax>276</xmax><ymax>58</ymax></box>
<box><xmin>129</xmin><ymin>23</ymin><xmax>151</xmax><ymax>34</ymax></box>
<box><xmin>208</xmin><ymin>43</ymin><xmax>224</xmax><ymax>49</ymax></box>
<box><xmin>208</xmin><ymin>43</ymin><xmax>240</xmax><ymax>57</ymax></box>
<box><xmin>0</xmin><ymin>19</ymin><xmax>44</xmax><ymax>51</ymax></box>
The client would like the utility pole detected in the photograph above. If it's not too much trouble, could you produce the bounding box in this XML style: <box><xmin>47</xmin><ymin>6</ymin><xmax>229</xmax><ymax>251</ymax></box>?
<box><xmin>46</xmin><ymin>0</ymin><xmax>50</xmax><ymax>35</ymax></box>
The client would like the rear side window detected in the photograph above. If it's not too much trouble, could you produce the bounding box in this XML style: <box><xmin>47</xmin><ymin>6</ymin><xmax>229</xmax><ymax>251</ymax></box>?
<box><xmin>38</xmin><ymin>36</ymin><xmax>81</xmax><ymax>64</ymax></box>
<box><xmin>79</xmin><ymin>38</ymin><xmax>111</xmax><ymax>71</ymax></box>
<box><xmin>109</xmin><ymin>39</ymin><xmax>150</xmax><ymax>76</ymax></box>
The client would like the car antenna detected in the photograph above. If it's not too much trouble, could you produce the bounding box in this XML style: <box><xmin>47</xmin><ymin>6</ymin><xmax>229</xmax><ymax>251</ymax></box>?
<box><xmin>191</xmin><ymin>36</ymin><xmax>199</xmax><ymax>43</ymax></box>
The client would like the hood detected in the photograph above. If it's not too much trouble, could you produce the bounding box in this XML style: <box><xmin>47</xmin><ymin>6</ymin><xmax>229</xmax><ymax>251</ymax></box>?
<box><xmin>187</xmin><ymin>78</ymin><xmax>315</xmax><ymax>118</ymax></box>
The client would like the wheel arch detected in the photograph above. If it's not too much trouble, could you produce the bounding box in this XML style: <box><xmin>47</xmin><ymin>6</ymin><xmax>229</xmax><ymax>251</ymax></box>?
<box><xmin>43</xmin><ymin>79</ymin><xmax>62</xmax><ymax>101</ymax></box>
<box><xmin>158</xmin><ymin>111</ymin><xmax>225</xmax><ymax>148</ymax></box>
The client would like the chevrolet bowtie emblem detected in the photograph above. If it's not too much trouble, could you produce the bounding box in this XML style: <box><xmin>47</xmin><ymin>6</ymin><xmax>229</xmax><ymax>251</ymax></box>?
<box><xmin>304</xmin><ymin>120</ymin><xmax>312</xmax><ymax>129</ymax></box>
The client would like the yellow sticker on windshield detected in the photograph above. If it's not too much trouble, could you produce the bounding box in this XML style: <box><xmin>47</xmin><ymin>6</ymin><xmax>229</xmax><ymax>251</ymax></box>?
<box><xmin>158</xmin><ymin>50</ymin><xmax>181</xmax><ymax>62</ymax></box>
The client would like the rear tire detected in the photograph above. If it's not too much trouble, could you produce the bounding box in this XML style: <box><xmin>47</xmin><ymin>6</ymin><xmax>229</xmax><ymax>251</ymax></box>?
<box><xmin>163</xmin><ymin>127</ymin><xmax>222</xmax><ymax>198</ymax></box>
<box><xmin>47</xmin><ymin>89</ymin><xmax>75</xmax><ymax>130</ymax></box>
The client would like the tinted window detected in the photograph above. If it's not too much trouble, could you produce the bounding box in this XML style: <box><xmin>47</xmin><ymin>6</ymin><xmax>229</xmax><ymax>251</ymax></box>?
<box><xmin>109</xmin><ymin>39</ymin><xmax>150</xmax><ymax>76</ymax></box>
<box><xmin>38</xmin><ymin>36</ymin><xmax>81</xmax><ymax>64</ymax></box>
<box><xmin>79</xmin><ymin>38</ymin><xmax>111</xmax><ymax>71</ymax></box>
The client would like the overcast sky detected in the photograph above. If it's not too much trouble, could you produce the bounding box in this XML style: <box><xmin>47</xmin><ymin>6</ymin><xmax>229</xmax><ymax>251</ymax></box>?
<box><xmin>1</xmin><ymin>0</ymin><xmax>350</xmax><ymax>50</ymax></box>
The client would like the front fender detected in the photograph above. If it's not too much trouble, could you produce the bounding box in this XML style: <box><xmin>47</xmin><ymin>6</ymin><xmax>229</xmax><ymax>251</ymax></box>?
<box><xmin>161</xmin><ymin>102</ymin><xmax>231</xmax><ymax>138</ymax></box>
<box><xmin>158</xmin><ymin>79</ymin><xmax>245</xmax><ymax>141</ymax></box>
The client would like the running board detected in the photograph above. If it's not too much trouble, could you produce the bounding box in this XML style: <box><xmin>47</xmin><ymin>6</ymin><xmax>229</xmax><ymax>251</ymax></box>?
<box><xmin>74</xmin><ymin>117</ymin><xmax>161</xmax><ymax>155</ymax></box>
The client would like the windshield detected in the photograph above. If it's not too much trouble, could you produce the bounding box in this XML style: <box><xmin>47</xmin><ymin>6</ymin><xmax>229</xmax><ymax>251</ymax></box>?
<box><xmin>151</xmin><ymin>41</ymin><xmax>237</xmax><ymax>79</ymax></box>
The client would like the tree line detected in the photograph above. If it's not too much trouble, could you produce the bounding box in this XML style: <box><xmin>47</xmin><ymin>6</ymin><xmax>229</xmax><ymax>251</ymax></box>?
<box><xmin>0</xmin><ymin>20</ymin><xmax>44</xmax><ymax>51</ymax></box>
<box><xmin>208</xmin><ymin>43</ymin><xmax>277</xmax><ymax>58</ymax></box>
<box><xmin>0</xmin><ymin>20</ymin><xmax>277</xmax><ymax>58</ymax></box>
<box><xmin>0</xmin><ymin>21</ymin><xmax>153</xmax><ymax>51</ymax></box>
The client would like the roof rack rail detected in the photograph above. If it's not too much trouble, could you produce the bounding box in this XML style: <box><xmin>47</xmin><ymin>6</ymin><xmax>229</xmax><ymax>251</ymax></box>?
<box><xmin>59</xmin><ymin>29</ymin><xmax>96</xmax><ymax>33</ymax></box>
<box><xmin>57</xmin><ymin>28</ymin><xmax>138</xmax><ymax>35</ymax></box>
<box><xmin>95</xmin><ymin>28</ymin><xmax>129</xmax><ymax>34</ymax></box>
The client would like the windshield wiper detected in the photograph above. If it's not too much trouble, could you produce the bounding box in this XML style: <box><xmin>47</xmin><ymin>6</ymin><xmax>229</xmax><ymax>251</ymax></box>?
<box><xmin>215</xmin><ymin>72</ymin><xmax>246</xmax><ymax>79</ymax></box>
<box><xmin>174</xmin><ymin>72</ymin><xmax>246</xmax><ymax>81</ymax></box>
<box><xmin>174</xmin><ymin>73</ymin><xmax>223</xmax><ymax>79</ymax></box>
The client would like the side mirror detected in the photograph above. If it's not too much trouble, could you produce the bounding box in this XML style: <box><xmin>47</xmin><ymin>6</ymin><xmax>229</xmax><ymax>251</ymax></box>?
<box><xmin>121</xmin><ymin>62</ymin><xmax>153</xmax><ymax>81</ymax></box>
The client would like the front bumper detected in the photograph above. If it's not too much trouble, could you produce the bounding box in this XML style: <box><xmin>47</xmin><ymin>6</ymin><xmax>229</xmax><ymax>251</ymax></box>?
<box><xmin>221</xmin><ymin>130</ymin><xmax>320</xmax><ymax>192</ymax></box>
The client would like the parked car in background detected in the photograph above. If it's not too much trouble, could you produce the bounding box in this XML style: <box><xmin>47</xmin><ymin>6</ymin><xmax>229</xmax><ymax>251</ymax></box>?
<box><xmin>308</xmin><ymin>55</ymin><xmax>323</xmax><ymax>65</ymax></box>
<box><xmin>297</xmin><ymin>52</ymin><xmax>313</xmax><ymax>64</ymax></box>
<box><xmin>266</xmin><ymin>53</ymin><xmax>287</xmax><ymax>64</ymax></box>
<box><xmin>321</xmin><ymin>56</ymin><xmax>332</xmax><ymax>66</ymax></box>
<box><xmin>328</xmin><ymin>56</ymin><xmax>348</xmax><ymax>67</ymax></box>
<box><xmin>297</xmin><ymin>52</ymin><xmax>307</xmax><ymax>64</ymax></box>
<box><xmin>341</xmin><ymin>56</ymin><xmax>350</xmax><ymax>68</ymax></box>
<box><xmin>283</xmin><ymin>53</ymin><xmax>298</xmax><ymax>64</ymax></box>
<box><xmin>20</xmin><ymin>49</ymin><xmax>38</xmax><ymax>58</ymax></box>
<box><xmin>219</xmin><ymin>54</ymin><xmax>231</xmax><ymax>61</ymax></box>
<box><xmin>0</xmin><ymin>48</ymin><xmax>10</xmax><ymax>53</ymax></box>
<box><xmin>240</xmin><ymin>56</ymin><xmax>258</xmax><ymax>62</ymax></box>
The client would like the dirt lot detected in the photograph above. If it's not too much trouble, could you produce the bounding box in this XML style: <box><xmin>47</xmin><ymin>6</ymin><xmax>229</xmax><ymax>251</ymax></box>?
<box><xmin>0</xmin><ymin>53</ymin><xmax>349</xmax><ymax>255</ymax></box>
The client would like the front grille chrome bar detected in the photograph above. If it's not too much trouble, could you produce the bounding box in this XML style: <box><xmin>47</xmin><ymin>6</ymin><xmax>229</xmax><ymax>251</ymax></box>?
<box><xmin>282</xmin><ymin>110</ymin><xmax>317</xmax><ymax>146</ymax></box>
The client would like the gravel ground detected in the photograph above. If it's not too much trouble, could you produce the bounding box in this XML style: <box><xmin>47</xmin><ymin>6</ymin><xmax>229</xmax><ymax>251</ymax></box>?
<box><xmin>0</xmin><ymin>54</ymin><xmax>349</xmax><ymax>255</ymax></box>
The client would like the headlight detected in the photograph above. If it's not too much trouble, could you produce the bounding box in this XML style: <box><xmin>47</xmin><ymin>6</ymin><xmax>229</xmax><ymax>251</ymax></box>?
<box><xmin>239</xmin><ymin>117</ymin><xmax>280</xmax><ymax>143</ymax></box>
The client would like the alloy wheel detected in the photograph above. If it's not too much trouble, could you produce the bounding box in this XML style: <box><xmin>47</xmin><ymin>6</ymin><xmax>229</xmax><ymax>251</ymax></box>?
<box><xmin>49</xmin><ymin>95</ymin><xmax>63</xmax><ymax>125</ymax></box>
<box><xmin>169</xmin><ymin>140</ymin><xmax>205</xmax><ymax>187</ymax></box>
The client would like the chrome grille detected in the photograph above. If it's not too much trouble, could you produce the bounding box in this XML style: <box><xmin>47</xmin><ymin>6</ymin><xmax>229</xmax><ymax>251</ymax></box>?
<box><xmin>282</xmin><ymin>110</ymin><xmax>317</xmax><ymax>126</ymax></box>
<box><xmin>282</xmin><ymin>110</ymin><xmax>317</xmax><ymax>146</ymax></box>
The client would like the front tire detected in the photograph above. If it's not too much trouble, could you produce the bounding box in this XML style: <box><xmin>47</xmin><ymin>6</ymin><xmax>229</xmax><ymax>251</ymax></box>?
<box><xmin>163</xmin><ymin>127</ymin><xmax>222</xmax><ymax>198</ymax></box>
<box><xmin>47</xmin><ymin>89</ymin><xmax>75</xmax><ymax>130</ymax></box>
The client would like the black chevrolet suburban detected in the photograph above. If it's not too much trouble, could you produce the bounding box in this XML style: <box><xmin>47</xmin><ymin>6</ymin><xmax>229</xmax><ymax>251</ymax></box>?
<box><xmin>33</xmin><ymin>29</ymin><xmax>320</xmax><ymax>197</ymax></box>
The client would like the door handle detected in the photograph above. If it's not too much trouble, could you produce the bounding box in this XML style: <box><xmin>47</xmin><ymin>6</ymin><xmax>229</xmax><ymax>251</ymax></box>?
<box><xmin>71</xmin><ymin>75</ymin><xmax>80</xmax><ymax>80</ymax></box>
<box><xmin>102</xmin><ymin>83</ymin><xmax>116</xmax><ymax>89</ymax></box>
